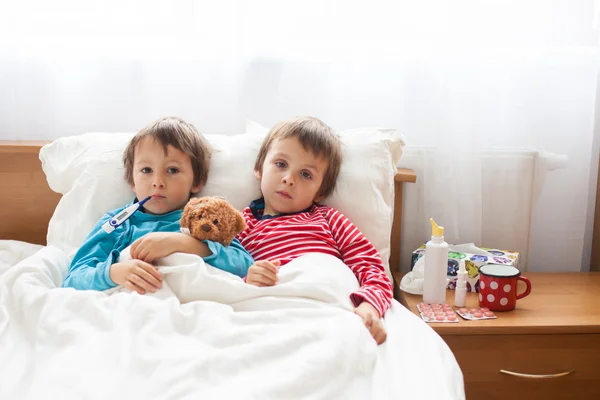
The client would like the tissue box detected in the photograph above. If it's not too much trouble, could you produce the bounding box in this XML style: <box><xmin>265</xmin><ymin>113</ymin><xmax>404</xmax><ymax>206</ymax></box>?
<box><xmin>410</xmin><ymin>245</ymin><xmax>521</xmax><ymax>292</ymax></box>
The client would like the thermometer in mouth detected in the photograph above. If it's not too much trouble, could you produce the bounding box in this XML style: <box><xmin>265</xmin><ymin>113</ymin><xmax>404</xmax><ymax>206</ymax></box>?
<box><xmin>102</xmin><ymin>196</ymin><xmax>152</xmax><ymax>234</ymax></box>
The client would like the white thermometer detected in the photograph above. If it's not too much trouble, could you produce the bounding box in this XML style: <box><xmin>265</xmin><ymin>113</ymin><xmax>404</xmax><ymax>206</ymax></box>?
<box><xmin>102</xmin><ymin>196</ymin><xmax>152</xmax><ymax>234</ymax></box>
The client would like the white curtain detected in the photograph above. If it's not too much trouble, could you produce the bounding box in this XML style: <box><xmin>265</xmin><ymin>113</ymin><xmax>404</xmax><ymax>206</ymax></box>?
<box><xmin>1</xmin><ymin>0</ymin><xmax>598</xmax><ymax>272</ymax></box>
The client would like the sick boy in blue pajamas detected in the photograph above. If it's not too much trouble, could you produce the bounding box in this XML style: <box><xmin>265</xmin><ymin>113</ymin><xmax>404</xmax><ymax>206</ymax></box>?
<box><xmin>62</xmin><ymin>116</ymin><xmax>253</xmax><ymax>294</ymax></box>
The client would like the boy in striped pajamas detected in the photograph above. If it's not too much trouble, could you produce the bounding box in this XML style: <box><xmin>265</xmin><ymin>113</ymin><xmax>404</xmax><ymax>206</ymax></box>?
<box><xmin>238</xmin><ymin>116</ymin><xmax>393</xmax><ymax>345</ymax></box>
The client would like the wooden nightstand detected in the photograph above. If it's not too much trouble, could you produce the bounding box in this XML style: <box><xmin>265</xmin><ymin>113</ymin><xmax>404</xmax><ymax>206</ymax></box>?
<box><xmin>396</xmin><ymin>272</ymin><xmax>600</xmax><ymax>400</ymax></box>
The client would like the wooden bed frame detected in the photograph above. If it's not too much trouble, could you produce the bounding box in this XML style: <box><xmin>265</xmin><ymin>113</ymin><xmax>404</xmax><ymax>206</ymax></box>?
<box><xmin>0</xmin><ymin>141</ymin><xmax>416</xmax><ymax>290</ymax></box>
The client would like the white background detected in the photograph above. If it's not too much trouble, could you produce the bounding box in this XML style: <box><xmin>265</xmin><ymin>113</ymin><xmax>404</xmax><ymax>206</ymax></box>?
<box><xmin>1</xmin><ymin>0</ymin><xmax>598</xmax><ymax>272</ymax></box>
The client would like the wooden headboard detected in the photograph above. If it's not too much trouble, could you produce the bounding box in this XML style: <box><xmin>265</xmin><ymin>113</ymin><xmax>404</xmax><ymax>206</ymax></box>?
<box><xmin>0</xmin><ymin>141</ymin><xmax>61</xmax><ymax>245</ymax></box>
<box><xmin>0</xmin><ymin>140</ymin><xmax>416</xmax><ymax>285</ymax></box>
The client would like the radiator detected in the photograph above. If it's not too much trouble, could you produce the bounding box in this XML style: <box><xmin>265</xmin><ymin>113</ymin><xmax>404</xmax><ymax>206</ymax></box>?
<box><xmin>397</xmin><ymin>146</ymin><xmax>567</xmax><ymax>273</ymax></box>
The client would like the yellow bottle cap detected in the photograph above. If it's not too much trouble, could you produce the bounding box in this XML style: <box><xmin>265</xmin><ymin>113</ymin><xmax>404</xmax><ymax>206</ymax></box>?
<box><xmin>430</xmin><ymin>218</ymin><xmax>444</xmax><ymax>236</ymax></box>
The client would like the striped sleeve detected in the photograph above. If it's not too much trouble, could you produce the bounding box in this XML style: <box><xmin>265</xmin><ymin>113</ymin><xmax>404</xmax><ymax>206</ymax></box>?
<box><xmin>325</xmin><ymin>208</ymin><xmax>393</xmax><ymax>317</ymax></box>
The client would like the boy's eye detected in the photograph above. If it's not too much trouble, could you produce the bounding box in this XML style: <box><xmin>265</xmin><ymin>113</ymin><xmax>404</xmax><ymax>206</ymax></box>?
<box><xmin>213</xmin><ymin>219</ymin><xmax>219</xmax><ymax>225</ymax></box>
<box><xmin>275</xmin><ymin>161</ymin><xmax>286</xmax><ymax>168</ymax></box>
<box><xmin>141</xmin><ymin>167</ymin><xmax>152</xmax><ymax>173</ymax></box>
<box><xmin>167</xmin><ymin>167</ymin><xmax>179</xmax><ymax>174</ymax></box>
<box><xmin>301</xmin><ymin>171</ymin><xmax>312</xmax><ymax>179</ymax></box>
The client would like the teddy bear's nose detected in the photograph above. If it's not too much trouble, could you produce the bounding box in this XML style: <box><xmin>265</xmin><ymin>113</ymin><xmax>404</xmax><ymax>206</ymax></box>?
<box><xmin>201</xmin><ymin>224</ymin><xmax>211</xmax><ymax>232</ymax></box>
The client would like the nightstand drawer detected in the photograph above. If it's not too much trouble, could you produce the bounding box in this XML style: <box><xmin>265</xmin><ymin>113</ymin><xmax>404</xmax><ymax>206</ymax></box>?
<box><xmin>444</xmin><ymin>334</ymin><xmax>600</xmax><ymax>400</ymax></box>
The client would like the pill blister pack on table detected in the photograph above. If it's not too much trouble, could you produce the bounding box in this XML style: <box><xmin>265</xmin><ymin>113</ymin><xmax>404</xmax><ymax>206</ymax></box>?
<box><xmin>416</xmin><ymin>303</ymin><xmax>459</xmax><ymax>323</ymax></box>
<box><xmin>455</xmin><ymin>307</ymin><xmax>497</xmax><ymax>320</ymax></box>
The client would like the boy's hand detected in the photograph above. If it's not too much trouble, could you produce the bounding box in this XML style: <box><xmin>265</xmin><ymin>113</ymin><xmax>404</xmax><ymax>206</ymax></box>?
<box><xmin>354</xmin><ymin>302</ymin><xmax>387</xmax><ymax>345</ymax></box>
<box><xmin>130</xmin><ymin>232</ymin><xmax>180</xmax><ymax>263</ymax></box>
<box><xmin>245</xmin><ymin>260</ymin><xmax>281</xmax><ymax>287</ymax></box>
<box><xmin>110</xmin><ymin>259</ymin><xmax>163</xmax><ymax>295</ymax></box>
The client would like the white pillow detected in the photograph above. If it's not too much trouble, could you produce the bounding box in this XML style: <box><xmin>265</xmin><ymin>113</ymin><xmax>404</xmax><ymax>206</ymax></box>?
<box><xmin>41</xmin><ymin>132</ymin><xmax>264</xmax><ymax>256</ymax></box>
<box><xmin>40</xmin><ymin>125</ymin><xmax>403</xmax><ymax>276</ymax></box>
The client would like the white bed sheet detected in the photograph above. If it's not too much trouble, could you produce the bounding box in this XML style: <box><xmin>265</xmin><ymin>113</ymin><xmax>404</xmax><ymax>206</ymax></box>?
<box><xmin>0</xmin><ymin>244</ymin><xmax>464</xmax><ymax>400</ymax></box>
<box><xmin>0</xmin><ymin>240</ymin><xmax>43</xmax><ymax>276</ymax></box>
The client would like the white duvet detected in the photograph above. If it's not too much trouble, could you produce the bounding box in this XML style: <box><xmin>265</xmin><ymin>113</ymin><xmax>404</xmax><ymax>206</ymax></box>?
<box><xmin>0</xmin><ymin>243</ymin><xmax>464</xmax><ymax>400</ymax></box>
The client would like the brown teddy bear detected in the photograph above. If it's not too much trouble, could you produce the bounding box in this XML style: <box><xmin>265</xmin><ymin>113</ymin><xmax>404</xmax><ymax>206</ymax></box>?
<box><xmin>180</xmin><ymin>197</ymin><xmax>247</xmax><ymax>246</ymax></box>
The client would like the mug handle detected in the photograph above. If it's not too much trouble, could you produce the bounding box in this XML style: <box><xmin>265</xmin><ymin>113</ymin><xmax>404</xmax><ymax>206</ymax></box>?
<box><xmin>516</xmin><ymin>276</ymin><xmax>532</xmax><ymax>299</ymax></box>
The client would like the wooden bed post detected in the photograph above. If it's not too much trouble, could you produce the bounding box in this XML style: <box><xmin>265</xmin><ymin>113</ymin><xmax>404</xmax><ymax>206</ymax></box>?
<box><xmin>391</xmin><ymin>168</ymin><xmax>417</xmax><ymax>299</ymax></box>
<box><xmin>590</xmin><ymin>154</ymin><xmax>600</xmax><ymax>271</ymax></box>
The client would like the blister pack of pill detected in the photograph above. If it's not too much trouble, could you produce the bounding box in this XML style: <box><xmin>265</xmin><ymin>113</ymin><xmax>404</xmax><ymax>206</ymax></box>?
<box><xmin>416</xmin><ymin>303</ymin><xmax>459</xmax><ymax>323</ymax></box>
<box><xmin>455</xmin><ymin>307</ymin><xmax>497</xmax><ymax>320</ymax></box>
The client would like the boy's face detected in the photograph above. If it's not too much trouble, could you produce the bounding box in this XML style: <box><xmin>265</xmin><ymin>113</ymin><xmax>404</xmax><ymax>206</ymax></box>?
<box><xmin>255</xmin><ymin>137</ymin><xmax>327</xmax><ymax>216</ymax></box>
<box><xmin>131</xmin><ymin>138</ymin><xmax>202</xmax><ymax>215</ymax></box>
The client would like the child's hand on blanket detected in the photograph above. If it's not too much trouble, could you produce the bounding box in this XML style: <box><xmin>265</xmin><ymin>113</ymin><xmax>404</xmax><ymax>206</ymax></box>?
<box><xmin>245</xmin><ymin>260</ymin><xmax>281</xmax><ymax>286</ymax></box>
<box><xmin>354</xmin><ymin>302</ymin><xmax>387</xmax><ymax>345</ymax></box>
<box><xmin>110</xmin><ymin>260</ymin><xmax>163</xmax><ymax>295</ymax></box>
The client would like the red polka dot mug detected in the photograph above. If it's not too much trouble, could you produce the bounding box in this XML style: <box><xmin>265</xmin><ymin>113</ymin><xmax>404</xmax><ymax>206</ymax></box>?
<box><xmin>478</xmin><ymin>264</ymin><xmax>531</xmax><ymax>311</ymax></box>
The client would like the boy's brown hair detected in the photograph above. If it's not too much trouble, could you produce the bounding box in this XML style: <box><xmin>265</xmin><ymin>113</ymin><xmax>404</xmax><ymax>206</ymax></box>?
<box><xmin>123</xmin><ymin>116</ymin><xmax>211</xmax><ymax>188</ymax></box>
<box><xmin>254</xmin><ymin>116</ymin><xmax>342</xmax><ymax>200</ymax></box>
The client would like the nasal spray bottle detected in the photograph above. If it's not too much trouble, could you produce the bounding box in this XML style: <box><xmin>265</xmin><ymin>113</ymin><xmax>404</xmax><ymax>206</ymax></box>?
<box><xmin>423</xmin><ymin>218</ymin><xmax>449</xmax><ymax>304</ymax></box>
<box><xmin>454</xmin><ymin>262</ymin><xmax>468</xmax><ymax>308</ymax></box>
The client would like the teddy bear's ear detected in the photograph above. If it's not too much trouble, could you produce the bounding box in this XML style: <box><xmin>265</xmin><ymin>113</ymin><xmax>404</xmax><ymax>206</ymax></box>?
<box><xmin>235</xmin><ymin>211</ymin><xmax>247</xmax><ymax>233</ymax></box>
<box><xmin>180</xmin><ymin>207</ymin><xmax>191</xmax><ymax>230</ymax></box>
